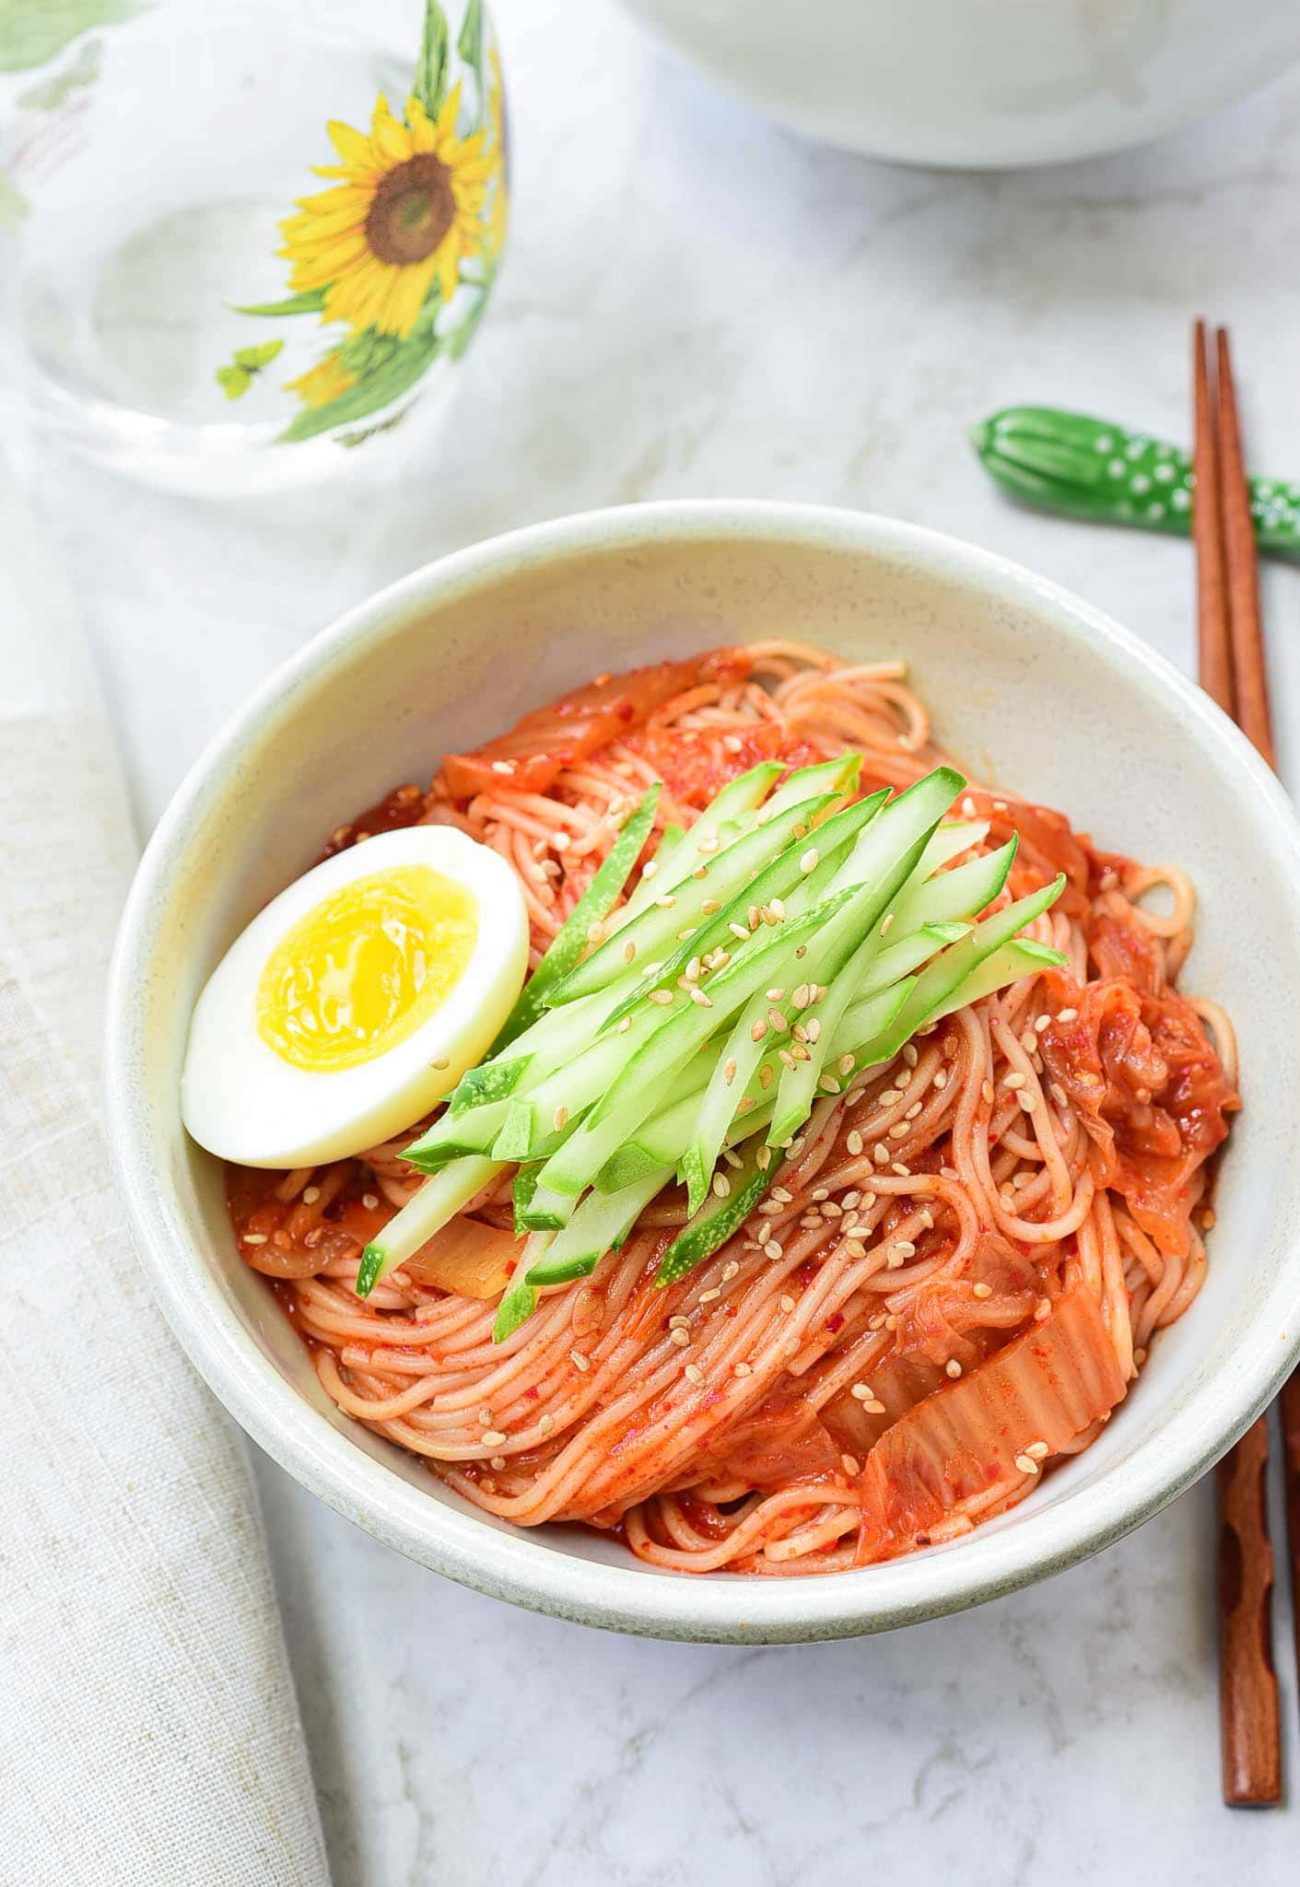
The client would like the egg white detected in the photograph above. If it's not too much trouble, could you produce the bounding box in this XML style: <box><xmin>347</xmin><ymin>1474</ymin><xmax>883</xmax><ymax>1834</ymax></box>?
<box><xmin>181</xmin><ymin>825</ymin><xmax>529</xmax><ymax>1168</ymax></box>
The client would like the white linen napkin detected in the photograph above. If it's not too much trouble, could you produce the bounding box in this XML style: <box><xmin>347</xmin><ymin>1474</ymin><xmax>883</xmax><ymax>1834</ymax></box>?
<box><xmin>0</xmin><ymin>458</ymin><xmax>330</xmax><ymax>1886</ymax></box>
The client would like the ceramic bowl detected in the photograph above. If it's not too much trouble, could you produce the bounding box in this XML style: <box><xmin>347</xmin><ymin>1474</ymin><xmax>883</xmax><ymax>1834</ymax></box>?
<box><xmin>107</xmin><ymin>502</ymin><xmax>1300</xmax><ymax>1642</ymax></box>
<box><xmin>618</xmin><ymin>0</ymin><xmax>1300</xmax><ymax>170</ymax></box>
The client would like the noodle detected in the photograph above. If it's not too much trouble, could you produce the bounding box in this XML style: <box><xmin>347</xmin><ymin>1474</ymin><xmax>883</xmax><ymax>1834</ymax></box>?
<box><xmin>229</xmin><ymin>642</ymin><xmax>1237</xmax><ymax>1573</ymax></box>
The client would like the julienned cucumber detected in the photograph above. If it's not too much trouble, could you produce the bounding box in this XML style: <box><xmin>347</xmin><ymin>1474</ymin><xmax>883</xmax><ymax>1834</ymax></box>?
<box><xmin>973</xmin><ymin>405</ymin><xmax>1300</xmax><ymax>554</ymax></box>
<box><xmin>656</xmin><ymin>1139</ymin><xmax>784</xmax><ymax>1288</ymax></box>
<box><xmin>357</xmin><ymin>1156</ymin><xmax>503</xmax><ymax>1295</ymax></box>
<box><xmin>491</xmin><ymin>782</ymin><xmax>660</xmax><ymax>1049</ymax></box>
<box><xmin>370</xmin><ymin>757</ymin><xmax>1069</xmax><ymax>1329</ymax></box>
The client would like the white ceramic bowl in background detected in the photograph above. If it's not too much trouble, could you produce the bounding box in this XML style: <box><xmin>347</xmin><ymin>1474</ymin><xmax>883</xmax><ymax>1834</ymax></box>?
<box><xmin>618</xmin><ymin>0</ymin><xmax>1300</xmax><ymax>169</ymax></box>
<box><xmin>108</xmin><ymin>502</ymin><xmax>1300</xmax><ymax>1641</ymax></box>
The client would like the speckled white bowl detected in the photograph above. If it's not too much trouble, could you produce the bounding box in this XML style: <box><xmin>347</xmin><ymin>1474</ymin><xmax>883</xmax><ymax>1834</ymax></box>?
<box><xmin>107</xmin><ymin>502</ymin><xmax>1300</xmax><ymax>1642</ymax></box>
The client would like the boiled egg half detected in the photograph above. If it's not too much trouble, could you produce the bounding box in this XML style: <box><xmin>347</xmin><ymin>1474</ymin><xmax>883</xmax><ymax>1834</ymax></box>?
<box><xmin>182</xmin><ymin>826</ymin><xmax>529</xmax><ymax>1168</ymax></box>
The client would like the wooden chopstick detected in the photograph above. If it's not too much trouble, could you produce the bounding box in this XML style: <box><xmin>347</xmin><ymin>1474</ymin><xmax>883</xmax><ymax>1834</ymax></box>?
<box><xmin>1193</xmin><ymin>319</ymin><xmax>1283</xmax><ymax>1807</ymax></box>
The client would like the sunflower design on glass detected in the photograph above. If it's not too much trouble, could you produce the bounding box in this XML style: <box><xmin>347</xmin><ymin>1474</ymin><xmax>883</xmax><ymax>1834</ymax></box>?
<box><xmin>280</xmin><ymin>88</ymin><xmax>493</xmax><ymax>340</ymax></box>
<box><xmin>223</xmin><ymin>1</ymin><xmax>507</xmax><ymax>444</ymax></box>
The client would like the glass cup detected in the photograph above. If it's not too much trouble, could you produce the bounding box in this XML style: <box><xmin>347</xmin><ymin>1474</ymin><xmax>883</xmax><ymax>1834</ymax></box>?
<box><xmin>0</xmin><ymin>0</ymin><xmax>508</xmax><ymax>496</ymax></box>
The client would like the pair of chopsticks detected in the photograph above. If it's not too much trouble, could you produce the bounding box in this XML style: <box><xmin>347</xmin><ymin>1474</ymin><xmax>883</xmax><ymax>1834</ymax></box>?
<box><xmin>1194</xmin><ymin>319</ymin><xmax>1299</xmax><ymax>1806</ymax></box>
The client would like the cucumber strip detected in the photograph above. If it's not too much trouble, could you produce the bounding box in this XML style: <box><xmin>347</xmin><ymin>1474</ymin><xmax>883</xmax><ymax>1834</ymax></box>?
<box><xmin>888</xmin><ymin>835</ymin><xmax>1018</xmax><ymax>935</ymax></box>
<box><xmin>599</xmin><ymin>787</ymin><xmax>890</xmax><ymax>1029</ymax></box>
<box><xmin>405</xmin><ymin>1096</ymin><xmax>514</xmax><ymax>1168</ymax></box>
<box><xmin>823</xmin><ymin>766</ymin><xmax>966</xmax><ymax>900</ymax></box>
<box><xmin>915</xmin><ymin>819</ymin><xmax>990</xmax><ymax>876</ymax></box>
<box><xmin>923</xmin><ymin>938</ymin><xmax>1067</xmax><ymax>1023</ymax></box>
<box><xmin>619</xmin><ymin>762</ymin><xmax>782</xmax><ymax>919</ymax></box>
<box><xmin>493</xmin><ymin>783</ymin><xmax>660</xmax><ymax>1044</ymax></box>
<box><xmin>524</xmin><ymin>1170</ymin><xmax>668</xmax><ymax>1286</ymax></box>
<box><xmin>552</xmin><ymin>791</ymin><xmax>838</xmax><ymax>1003</ymax></box>
<box><xmin>512</xmin><ymin>1164</ymin><xmax>574</xmax><ymax>1233</ymax></box>
<box><xmin>539</xmin><ymin>896</ymin><xmax>854</xmax><ymax>1195</ymax></box>
<box><xmin>356</xmin><ymin>1156</ymin><xmax>504</xmax><ymax>1297</ymax></box>
<box><xmin>684</xmin><ymin>878</ymin><xmax>902</xmax><ymax>1206</ymax></box>
<box><xmin>655</xmin><ymin>1140</ymin><xmax>785</xmax><ymax>1288</ymax></box>
<box><xmin>851</xmin><ymin>876</ymin><xmax>1066</xmax><ymax>1066</ymax></box>
<box><xmin>492</xmin><ymin>1237</ymin><xmax>548</xmax><ymax>1341</ymax></box>
<box><xmin>768</xmin><ymin>977</ymin><xmax>911</xmax><ymax>1147</ymax></box>
<box><xmin>852</xmin><ymin>921</ymin><xmax>971</xmax><ymax>999</ymax></box>
<box><xmin>448</xmin><ymin>987</ymin><xmax>613</xmax><ymax>1113</ymax></box>
<box><xmin>759</xmin><ymin>751</ymin><xmax>860</xmax><ymax>819</ymax></box>
<box><xmin>493</xmin><ymin>1005</ymin><xmax>665</xmax><ymax>1159</ymax></box>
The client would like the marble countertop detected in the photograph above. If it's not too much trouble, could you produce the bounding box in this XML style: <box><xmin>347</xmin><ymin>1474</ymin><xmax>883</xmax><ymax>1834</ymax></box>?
<box><xmin>16</xmin><ymin>1</ymin><xmax>1300</xmax><ymax>1878</ymax></box>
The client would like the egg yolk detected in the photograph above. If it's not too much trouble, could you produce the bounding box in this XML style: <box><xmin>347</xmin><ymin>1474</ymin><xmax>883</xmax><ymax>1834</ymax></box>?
<box><xmin>256</xmin><ymin>865</ymin><xmax>478</xmax><ymax>1072</ymax></box>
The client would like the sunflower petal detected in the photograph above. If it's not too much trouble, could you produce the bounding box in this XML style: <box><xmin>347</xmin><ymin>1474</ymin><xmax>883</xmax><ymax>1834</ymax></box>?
<box><xmin>326</xmin><ymin>118</ymin><xmax>376</xmax><ymax>167</ymax></box>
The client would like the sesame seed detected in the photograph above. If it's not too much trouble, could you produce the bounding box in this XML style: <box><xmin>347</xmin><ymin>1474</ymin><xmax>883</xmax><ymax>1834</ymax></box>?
<box><xmin>737</xmin><ymin>1096</ymin><xmax>756</xmax><ymax>1114</ymax></box>
<box><xmin>699</xmin><ymin>1286</ymin><xmax>721</xmax><ymax>1303</ymax></box>
<box><xmin>904</xmin><ymin>1101</ymin><xmax>923</xmax><ymax>1121</ymax></box>
<box><xmin>489</xmin><ymin>1456</ymin><xmax>506</xmax><ymax>1471</ymax></box>
<box><xmin>722</xmin><ymin>1260</ymin><xmax>741</xmax><ymax>1281</ymax></box>
<box><xmin>553</xmin><ymin>832</ymin><xmax>570</xmax><ymax>851</ymax></box>
<box><xmin>1014</xmin><ymin>1453</ymin><xmax>1039</xmax><ymax>1475</ymax></box>
<box><xmin>676</xmin><ymin>926</ymin><xmax>697</xmax><ymax>941</ymax></box>
<box><xmin>698</xmin><ymin>835</ymin><xmax>721</xmax><ymax>855</ymax></box>
<box><xmin>669</xmin><ymin>1314</ymin><xmax>691</xmax><ymax>1329</ymax></box>
<box><xmin>723</xmin><ymin>733</ymin><xmax>744</xmax><ymax>754</ymax></box>
<box><xmin>684</xmin><ymin>1363</ymin><xmax>705</xmax><ymax>1386</ymax></box>
<box><xmin>793</xmin><ymin>1023</ymin><xmax>809</xmax><ymax>1044</ymax></box>
<box><xmin>759</xmin><ymin>1065</ymin><xmax>774</xmax><ymax>1089</ymax></box>
<box><xmin>617</xmin><ymin>1016</ymin><xmax>632</xmax><ymax>1033</ymax></box>
<box><xmin>242</xmin><ymin>1233</ymin><xmax>268</xmax><ymax>1246</ymax></box>
<box><xmin>973</xmin><ymin>1281</ymin><xmax>993</xmax><ymax>1299</ymax></box>
<box><xmin>747</xmin><ymin>905</ymin><xmax>760</xmax><ymax>930</ymax></box>
<box><xmin>879</xmin><ymin>1089</ymin><xmax>901</xmax><ymax>1106</ymax></box>
<box><xmin>850</xmin><ymin>1382</ymin><xmax>873</xmax><ymax>1402</ymax></box>
<box><xmin>1057</xmin><ymin>1007</ymin><xmax>1078</xmax><ymax>1023</ymax></box>
<box><xmin>779</xmin><ymin>1293</ymin><xmax>796</xmax><ymax>1314</ymax></box>
<box><xmin>945</xmin><ymin>1359</ymin><xmax>962</xmax><ymax>1379</ymax></box>
<box><xmin>586</xmin><ymin>920</ymin><xmax>605</xmax><ymax>945</ymax></box>
<box><xmin>800</xmin><ymin>847</ymin><xmax>819</xmax><ymax>873</ymax></box>
<box><xmin>302</xmin><ymin>1186</ymin><xmax>321</xmax><ymax>1205</ymax></box>
<box><xmin>733</xmin><ymin>1361</ymin><xmax>752</xmax><ymax>1377</ymax></box>
<box><xmin>981</xmin><ymin>1080</ymin><xmax>995</xmax><ymax>1104</ymax></box>
<box><xmin>655</xmin><ymin>893</ymin><xmax>676</xmax><ymax>909</ymax></box>
<box><xmin>805</xmin><ymin>1018</ymin><xmax>822</xmax><ymax>1044</ymax></box>
<box><xmin>1005</xmin><ymin>1071</ymin><xmax>1026</xmax><ymax>1089</ymax></box>
<box><xmin>570</xmin><ymin>1350</ymin><xmax>591</xmax><ymax>1374</ymax></box>
<box><xmin>838</xmin><ymin>1053</ymin><xmax>856</xmax><ymax>1078</ymax></box>
<box><xmin>712</xmin><ymin>1172</ymin><xmax>732</xmax><ymax>1198</ymax></box>
<box><xmin>701</xmin><ymin>899</ymin><xmax>721</xmax><ymax>916</ymax></box>
<box><xmin>723</xmin><ymin>1056</ymin><xmax>738</xmax><ymax>1085</ymax></box>
<box><xmin>842</xmin><ymin>1238</ymin><xmax>867</xmax><ymax>1259</ymax></box>
<box><xmin>763</xmin><ymin>1239</ymin><xmax>783</xmax><ymax>1260</ymax></box>
<box><xmin>1051</xmin><ymin>1081</ymin><xmax>1068</xmax><ymax>1109</ymax></box>
<box><xmin>553</xmin><ymin>1105</ymin><xmax>569</xmax><ymax>1131</ymax></box>
<box><xmin>841</xmin><ymin>1454</ymin><xmax>861</xmax><ymax>1477</ymax></box>
<box><xmin>538</xmin><ymin>1414</ymin><xmax>554</xmax><ymax>1435</ymax></box>
<box><xmin>872</xmin><ymin>1142</ymin><xmax>890</xmax><ymax>1165</ymax></box>
<box><xmin>1017</xmin><ymin>1090</ymin><xmax>1036</xmax><ymax>1113</ymax></box>
<box><xmin>692</xmin><ymin>866</ymin><xmax>709</xmax><ymax>880</ymax></box>
<box><xmin>891</xmin><ymin>1162</ymin><xmax>911</xmax><ymax>1177</ymax></box>
<box><xmin>888</xmin><ymin>1121</ymin><xmax>908</xmax><ymax>1140</ymax></box>
<box><xmin>729</xmin><ymin>922</ymin><xmax>750</xmax><ymax>942</ymax></box>
<box><xmin>670</xmin><ymin>1327</ymin><xmax>691</xmax><ymax>1347</ymax></box>
<box><xmin>490</xmin><ymin>759</ymin><xmax>515</xmax><ymax>776</ymax></box>
<box><xmin>770</xmin><ymin>898</ymin><xmax>786</xmax><ymax>920</ymax></box>
<box><xmin>362</xmin><ymin>1192</ymin><xmax>379</xmax><ymax>1211</ymax></box>
<box><xmin>623</xmin><ymin>939</ymin><xmax>637</xmax><ymax>963</ymax></box>
<box><xmin>649</xmin><ymin>988</ymin><xmax>673</xmax><ymax>1005</ymax></box>
<box><xmin>690</xmin><ymin>987</ymin><xmax>713</xmax><ymax>1008</ymax></box>
<box><xmin>1202</xmin><ymin>1207</ymin><xmax>1217</xmax><ymax>1231</ymax></box>
<box><xmin>756</xmin><ymin>1146</ymin><xmax>771</xmax><ymax>1172</ymax></box>
<box><xmin>1026</xmin><ymin>1440</ymin><xmax>1049</xmax><ymax>1460</ymax></box>
<box><xmin>902</xmin><ymin>1043</ymin><xmax>919</xmax><ymax>1067</ymax></box>
<box><xmin>933</xmin><ymin>1069</ymin><xmax>948</xmax><ymax>1090</ymax></box>
<box><xmin>961</xmin><ymin>797</ymin><xmax>977</xmax><ymax>817</ymax></box>
<box><xmin>1035</xmin><ymin>1014</ymin><xmax>1051</xmax><ymax>1032</ymax></box>
<box><xmin>768</xmin><ymin>1009</ymin><xmax>788</xmax><ymax>1036</ymax></box>
<box><xmin>431</xmin><ymin>1056</ymin><xmax>450</xmax><ymax>1071</ymax></box>
<box><xmin>792</xmin><ymin>983</ymin><xmax>811</xmax><ymax>1009</ymax></box>
<box><xmin>864</xmin><ymin>1399</ymin><xmax>887</xmax><ymax>1415</ymax></box>
<box><xmin>751</xmin><ymin>1018</ymin><xmax>768</xmax><ymax>1043</ymax></box>
<box><xmin>879</xmin><ymin>912</ymin><xmax>894</xmax><ymax>936</ymax></box>
<box><xmin>846</xmin><ymin>1130</ymin><xmax>865</xmax><ymax>1156</ymax></box>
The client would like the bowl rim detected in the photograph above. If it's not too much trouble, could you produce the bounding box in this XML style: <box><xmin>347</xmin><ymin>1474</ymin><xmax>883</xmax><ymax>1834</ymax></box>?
<box><xmin>106</xmin><ymin>498</ymin><xmax>1300</xmax><ymax>1642</ymax></box>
